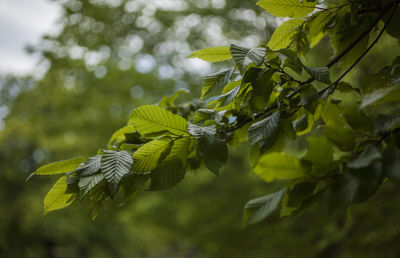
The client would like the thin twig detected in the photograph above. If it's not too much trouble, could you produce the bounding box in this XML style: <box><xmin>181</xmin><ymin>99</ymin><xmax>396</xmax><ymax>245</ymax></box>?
<box><xmin>319</xmin><ymin>2</ymin><xmax>399</xmax><ymax>96</ymax></box>
<box><xmin>326</xmin><ymin>1</ymin><xmax>396</xmax><ymax>68</ymax></box>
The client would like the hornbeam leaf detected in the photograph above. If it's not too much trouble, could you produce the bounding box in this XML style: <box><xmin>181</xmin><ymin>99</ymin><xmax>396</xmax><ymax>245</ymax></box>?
<box><xmin>257</xmin><ymin>0</ymin><xmax>316</xmax><ymax>18</ymax></box>
<box><xmin>76</xmin><ymin>155</ymin><xmax>101</xmax><ymax>177</ymax></box>
<box><xmin>35</xmin><ymin>157</ymin><xmax>86</xmax><ymax>176</ymax></box>
<box><xmin>304</xmin><ymin>66</ymin><xmax>331</xmax><ymax>84</ymax></box>
<box><xmin>217</xmin><ymin>84</ymin><xmax>241</xmax><ymax>107</ymax></box>
<box><xmin>132</xmin><ymin>138</ymin><xmax>173</xmax><ymax>172</ymax></box>
<box><xmin>129</xmin><ymin>105</ymin><xmax>189</xmax><ymax>136</ymax></box>
<box><xmin>268</xmin><ymin>19</ymin><xmax>303</xmax><ymax>50</ymax></box>
<box><xmin>361</xmin><ymin>86</ymin><xmax>400</xmax><ymax>109</ymax></box>
<box><xmin>44</xmin><ymin>176</ymin><xmax>76</xmax><ymax>214</ymax></box>
<box><xmin>254</xmin><ymin>152</ymin><xmax>306</xmax><ymax>182</ymax></box>
<box><xmin>196</xmin><ymin>125</ymin><xmax>228</xmax><ymax>175</ymax></box>
<box><xmin>188</xmin><ymin>46</ymin><xmax>232</xmax><ymax>62</ymax></box>
<box><xmin>107</xmin><ymin>125</ymin><xmax>136</xmax><ymax>148</ymax></box>
<box><xmin>101</xmin><ymin>150</ymin><xmax>133</xmax><ymax>195</ymax></box>
<box><xmin>121</xmin><ymin>173</ymin><xmax>150</xmax><ymax>198</ymax></box>
<box><xmin>79</xmin><ymin>173</ymin><xmax>105</xmax><ymax>197</ymax></box>
<box><xmin>230</xmin><ymin>44</ymin><xmax>266</xmax><ymax>69</ymax></box>
<box><xmin>202</xmin><ymin>67</ymin><xmax>235</xmax><ymax>99</ymax></box>
<box><xmin>243</xmin><ymin>189</ymin><xmax>285</xmax><ymax>226</ymax></box>
<box><xmin>149</xmin><ymin>159</ymin><xmax>185</xmax><ymax>191</ymax></box>
<box><xmin>188</xmin><ymin>124</ymin><xmax>217</xmax><ymax>139</ymax></box>
<box><xmin>248</xmin><ymin>112</ymin><xmax>281</xmax><ymax>147</ymax></box>
<box><xmin>373</xmin><ymin>114</ymin><xmax>400</xmax><ymax>135</ymax></box>
<box><xmin>323</xmin><ymin>125</ymin><xmax>355</xmax><ymax>151</ymax></box>
<box><xmin>147</xmin><ymin>137</ymin><xmax>192</xmax><ymax>190</ymax></box>
<box><xmin>347</xmin><ymin>145</ymin><xmax>381</xmax><ymax>169</ymax></box>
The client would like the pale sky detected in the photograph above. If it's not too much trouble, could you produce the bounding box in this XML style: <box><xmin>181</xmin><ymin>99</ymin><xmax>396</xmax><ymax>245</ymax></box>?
<box><xmin>0</xmin><ymin>0</ymin><xmax>61</xmax><ymax>75</ymax></box>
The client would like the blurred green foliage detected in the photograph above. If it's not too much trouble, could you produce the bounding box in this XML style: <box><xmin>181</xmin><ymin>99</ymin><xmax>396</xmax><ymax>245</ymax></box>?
<box><xmin>1</xmin><ymin>0</ymin><xmax>400</xmax><ymax>257</ymax></box>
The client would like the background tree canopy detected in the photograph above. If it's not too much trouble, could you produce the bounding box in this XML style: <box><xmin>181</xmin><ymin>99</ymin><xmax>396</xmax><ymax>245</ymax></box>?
<box><xmin>2</xmin><ymin>0</ymin><xmax>400</xmax><ymax>257</ymax></box>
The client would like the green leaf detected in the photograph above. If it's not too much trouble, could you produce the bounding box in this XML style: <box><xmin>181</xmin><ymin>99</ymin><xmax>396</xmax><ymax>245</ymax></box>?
<box><xmin>248</xmin><ymin>112</ymin><xmax>281</xmax><ymax>148</ymax></box>
<box><xmin>217</xmin><ymin>84</ymin><xmax>242</xmax><ymax>107</ymax></box>
<box><xmin>383</xmin><ymin>149</ymin><xmax>400</xmax><ymax>182</ymax></box>
<box><xmin>149</xmin><ymin>159</ymin><xmax>185</xmax><ymax>191</ymax></box>
<box><xmin>188</xmin><ymin>124</ymin><xmax>216</xmax><ymax>138</ymax></box>
<box><xmin>35</xmin><ymin>157</ymin><xmax>85</xmax><ymax>176</ymax></box>
<box><xmin>268</xmin><ymin>19</ymin><xmax>304</xmax><ymax>50</ymax></box>
<box><xmin>373</xmin><ymin>114</ymin><xmax>400</xmax><ymax>135</ymax></box>
<box><xmin>304</xmin><ymin>66</ymin><xmax>331</xmax><ymax>84</ymax></box>
<box><xmin>243</xmin><ymin>189</ymin><xmax>285</xmax><ymax>226</ymax></box>
<box><xmin>300</xmin><ymin>85</ymin><xmax>319</xmax><ymax>113</ymax></box>
<box><xmin>101</xmin><ymin>150</ymin><xmax>133</xmax><ymax>195</ymax></box>
<box><xmin>197</xmin><ymin>125</ymin><xmax>228</xmax><ymax>175</ymax></box>
<box><xmin>384</xmin><ymin>8</ymin><xmax>400</xmax><ymax>40</ymax></box>
<box><xmin>188</xmin><ymin>46</ymin><xmax>232</xmax><ymax>62</ymax></box>
<box><xmin>107</xmin><ymin>125</ymin><xmax>136</xmax><ymax>148</ymax></box>
<box><xmin>360</xmin><ymin>86</ymin><xmax>400</xmax><ymax>109</ymax></box>
<box><xmin>79</xmin><ymin>173</ymin><xmax>105</xmax><ymax>197</ymax></box>
<box><xmin>286</xmin><ymin>181</ymin><xmax>318</xmax><ymax>208</ymax></box>
<box><xmin>44</xmin><ymin>176</ymin><xmax>76</xmax><ymax>214</ymax></box>
<box><xmin>129</xmin><ymin>105</ymin><xmax>188</xmax><ymax>136</ymax></box>
<box><xmin>347</xmin><ymin>145</ymin><xmax>381</xmax><ymax>169</ymax></box>
<box><xmin>254</xmin><ymin>152</ymin><xmax>306</xmax><ymax>182</ymax></box>
<box><xmin>76</xmin><ymin>155</ymin><xmax>101</xmax><ymax>177</ymax></box>
<box><xmin>303</xmin><ymin>137</ymin><xmax>333</xmax><ymax>166</ymax></box>
<box><xmin>158</xmin><ymin>89</ymin><xmax>189</xmax><ymax>108</ymax></box>
<box><xmin>132</xmin><ymin>138</ymin><xmax>173</xmax><ymax>172</ymax></box>
<box><xmin>307</xmin><ymin>11</ymin><xmax>333</xmax><ymax>47</ymax></box>
<box><xmin>121</xmin><ymin>173</ymin><xmax>150</xmax><ymax>198</ymax></box>
<box><xmin>230</xmin><ymin>44</ymin><xmax>266</xmax><ymax>69</ymax></box>
<box><xmin>257</xmin><ymin>0</ymin><xmax>315</xmax><ymax>18</ymax></box>
<box><xmin>323</xmin><ymin>125</ymin><xmax>355</xmax><ymax>152</ymax></box>
<box><xmin>201</xmin><ymin>67</ymin><xmax>235</xmax><ymax>99</ymax></box>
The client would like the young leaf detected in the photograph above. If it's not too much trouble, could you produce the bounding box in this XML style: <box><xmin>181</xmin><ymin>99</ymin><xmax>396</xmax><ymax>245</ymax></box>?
<box><xmin>248</xmin><ymin>112</ymin><xmax>281</xmax><ymax>148</ymax></box>
<box><xmin>129</xmin><ymin>105</ymin><xmax>189</xmax><ymax>136</ymax></box>
<box><xmin>217</xmin><ymin>84</ymin><xmax>242</xmax><ymax>107</ymax></box>
<box><xmin>268</xmin><ymin>19</ymin><xmax>304</xmax><ymax>50</ymax></box>
<box><xmin>253</xmin><ymin>152</ymin><xmax>306</xmax><ymax>182</ymax></box>
<box><xmin>79</xmin><ymin>173</ymin><xmax>105</xmax><ymax>197</ymax></box>
<box><xmin>188</xmin><ymin>46</ymin><xmax>232</xmax><ymax>62</ymax></box>
<box><xmin>35</xmin><ymin>157</ymin><xmax>86</xmax><ymax>176</ymax></box>
<box><xmin>243</xmin><ymin>189</ymin><xmax>285</xmax><ymax>226</ymax></box>
<box><xmin>76</xmin><ymin>155</ymin><xmax>101</xmax><ymax>177</ymax></box>
<box><xmin>188</xmin><ymin>124</ymin><xmax>217</xmax><ymax>139</ymax></box>
<box><xmin>257</xmin><ymin>0</ymin><xmax>315</xmax><ymax>18</ymax></box>
<box><xmin>132</xmin><ymin>138</ymin><xmax>173</xmax><ymax>172</ymax></box>
<box><xmin>44</xmin><ymin>176</ymin><xmax>76</xmax><ymax>214</ymax></box>
<box><xmin>202</xmin><ymin>67</ymin><xmax>235</xmax><ymax>99</ymax></box>
<box><xmin>101</xmin><ymin>150</ymin><xmax>133</xmax><ymax>195</ymax></box>
<box><xmin>230</xmin><ymin>44</ymin><xmax>266</xmax><ymax>69</ymax></box>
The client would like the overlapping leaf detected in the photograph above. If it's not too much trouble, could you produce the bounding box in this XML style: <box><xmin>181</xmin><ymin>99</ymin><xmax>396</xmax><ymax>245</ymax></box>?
<box><xmin>44</xmin><ymin>176</ymin><xmax>76</xmax><ymax>214</ymax></box>
<box><xmin>201</xmin><ymin>67</ymin><xmax>235</xmax><ymax>99</ymax></box>
<box><xmin>268</xmin><ymin>19</ymin><xmax>304</xmax><ymax>50</ymax></box>
<box><xmin>230</xmin><ymin>44</ymin><xmax>266</xmax><ymax>69</ymax></box>
<box><xmin>101</xmin><ymin>150</ymin><xmax>133</xmax><ymax>195</ymax></box>
<box><xmin>129</xmin><ymin>105</ymin><xmax>188</xmax><ymax>136</ymax></box>
<box><xmin>132</xmin><ymin>138</ymin><xmax>173</xmax><ymax>172</ymax></box>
